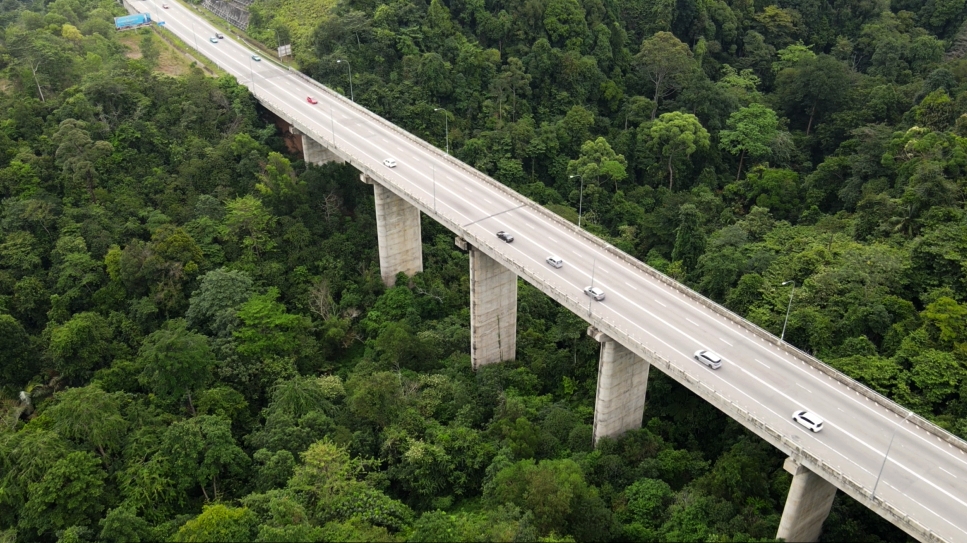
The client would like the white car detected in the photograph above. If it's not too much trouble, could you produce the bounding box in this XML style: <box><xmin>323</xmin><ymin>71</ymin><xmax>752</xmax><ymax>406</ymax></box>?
<box><xmin>383</xmin><ymin>158</ymin><xmax>397</xmax><ymax>168</ymax></box>
<box><xmin>792</xmin><ymin>410</ymin><xmax>825</xmax><ymax>432</ymax></box>
<box><xmin>584</xmin><ymin>286</ymin><xmax>605</xmax><ymax>301</ymax></box>
<box><xmin>546</xmin><ymin>256</ymin><xmax>563</xmax><ymax>268</ymax></box>
<box><xmin>693</xmin><ymin>349</ymin><xmax>722</xmax><ymax>369</ymax></box>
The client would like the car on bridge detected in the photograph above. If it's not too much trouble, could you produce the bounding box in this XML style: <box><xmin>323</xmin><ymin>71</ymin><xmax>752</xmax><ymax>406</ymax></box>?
<box><xmin>383</xmin><ymin>158</ymin><xmax>397</xmax><ymax>168</ymax></box>
<box><xmin>792</xmin><ymin>410</ymin><xmax>824</xmax><ymax>432</ymax></box>
<box><xmin>694</xmin><ymin>349</ymin><xmax>722</xmax><ymax>369</ymax></box>
<box><xmin>307</xmin><ymin>96</ymin><xmax>318</xmax><ymax>104</ymax></box>
<box><xmin>252</xmin><ymin>54</ymin><xmax>261</xmax><ymax>61</ymax></box>
<box><xmin>546</xmin><ymin>256</ymin><xmax>563</xmax><ymax>268</ymax></box>
<box><xmin>584</xmin><ymin>286</ymin><xmax>605</xmax><ymax>301</ymax></box>
<box><xmin>496</xmin><ymin>231</ymin><xmax>514</xmax><ymax>243</ymax></box>
<box><xmin>209</xmin><ymin>37</ymin><xmax>218</xmax><ymax>43</ymax></box>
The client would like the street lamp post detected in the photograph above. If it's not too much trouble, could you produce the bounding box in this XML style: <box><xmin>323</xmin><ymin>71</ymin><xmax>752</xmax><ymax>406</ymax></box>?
<box><xmin>569</xmin><ymin>175</ymin><xmax>584</xmax><ymax>228</ymax></box>
<box><xmin>434</xmin><ymin>108</ymin><xmax>449</xmax><ymax>154</ymax></box>
<box><xmin>337</xmin><ymin>59</ymin><xmax>353</xmax><ymax>102</ymax></box>
<box><xmin>781</xmin><ymin>280</ymin><xmax>796</xmax><ymax>342</ymax></box>
<box><xmin>873</xmin><ymin>412</ymin><xmax>911</xmax><ymax>500</ymax></box>
<box><xmin>191</xmin><ymin>21</ymin><xmax>199</xmax><ymax>50</ymax></box>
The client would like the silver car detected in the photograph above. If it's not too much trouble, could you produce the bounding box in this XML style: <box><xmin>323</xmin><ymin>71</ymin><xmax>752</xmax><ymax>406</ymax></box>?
<box><xmin>792</xmin><ymin>410</ymin><xmax>824</xmax><ymax>432</ymax></box>
<box><xmin>584</xmin><ymin>286</ymin><xmax>605</xmax><ymax>301</ymax></box>
<box><xmin>546</xmin><ymin>256</ymin><xmax>563</xmax><ymax>268</ymax></box>
<box><xmin>693</xmin><ymin>349</ymin><xmax>722</xmax><ymax>369</ymax></box>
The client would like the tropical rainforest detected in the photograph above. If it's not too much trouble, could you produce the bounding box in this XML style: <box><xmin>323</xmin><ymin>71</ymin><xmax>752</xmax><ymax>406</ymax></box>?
<box><xmin>1</xmin><ymin>0</ymin><xmax>966</xmax><ymax>540</ymax></box>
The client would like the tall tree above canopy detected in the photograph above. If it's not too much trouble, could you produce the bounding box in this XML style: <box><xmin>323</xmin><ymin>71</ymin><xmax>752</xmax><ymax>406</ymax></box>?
<box><xmin>46</xmin><ymin>311</ymin><xmax>114</xmax><ymax>384</ymax></box>
<box><xmin>775</xmin><ymin>54</ymin><xmax>852</xmax><ymax>135</ymax></box>
<box><xmin>567</xmin><ymin>137</ymin><xmax>628</xmax><ymax>192</ymax></box>
<box><xmin>51</xmin><ymin>119</ymin><xmax>113</xmax><ymax>203</ymax></box>
<box><xmin>640</xmin><ymin>111</ymin><xmax>710</xmax><ymax>190</ymax></box>
<box><xmin>45</xmin><ymin>385</ymin><xmax>128</xmax><ymax>461</ymax></box>
<box><xmin>719</xmin><ymin>103</ymin><xmax>779</xmax><ymax>180</ymax></box>
<box><xmin>633</xmin><ymin>32</ymin><xmax>695</xmax><ymax>119</ymax></box>
<box><xmin>136</xmin><ymin>319</ymin><xmax>215</xmax><ymax>413</ymax></box>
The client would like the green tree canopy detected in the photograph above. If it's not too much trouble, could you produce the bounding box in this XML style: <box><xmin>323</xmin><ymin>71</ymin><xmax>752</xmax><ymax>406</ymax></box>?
<box><xmin>136</xmin><ymin>319</ymin><xmax>215</xmax><ymax>412</ymax></box>
<box><xmin>640</xmin><ymin>111</ymin><xmax>710</xmax><ymax>190</ymax></box>
<box><xmin>719</xmin><ymin>103</ymin><xmax>779</xmax><ymax>180</ymax></box>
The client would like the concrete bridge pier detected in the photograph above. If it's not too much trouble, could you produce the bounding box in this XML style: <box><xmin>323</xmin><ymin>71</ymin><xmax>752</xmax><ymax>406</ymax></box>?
<box><xmin>293</xmin><ymin>128</ymin><xmax>344</xmax><ymax>165</ymax></box>
<box><xmin>777</xmin><ymin>458</ymin><xmax>838</xmax><ymax>542</ymax></box>
<box><xmin>588</xmin><ymin>326</ymin><xmax>650</xmax><ymax>446</ymax></box>
<box><xmin>456</xmin><ymin>238</ymin><xmax>517</xmax><ymax>369</ymax></box>
<box><xmin>361</xmin><ymin>173</ymin><xmax>423</xmax><ymax>286</ymax></box>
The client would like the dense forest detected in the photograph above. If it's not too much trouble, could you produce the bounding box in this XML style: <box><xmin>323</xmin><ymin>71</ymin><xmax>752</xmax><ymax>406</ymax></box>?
<box><xmin>1</xmin><ymin>0</ymin><xmax>966</xmax><ymax>540</ymax></box>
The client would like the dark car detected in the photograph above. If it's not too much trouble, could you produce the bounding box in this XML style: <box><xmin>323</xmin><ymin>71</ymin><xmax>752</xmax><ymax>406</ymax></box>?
<box><xmin>496</xmin><ymin>231</ymin><xmax>514</xmax><ymax>243</ymax></box>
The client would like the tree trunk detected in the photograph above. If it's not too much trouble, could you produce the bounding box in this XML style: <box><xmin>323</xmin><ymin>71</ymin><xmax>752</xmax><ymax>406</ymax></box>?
<box><xmin>667</xmin><ymin>154</ymin><xmax>674</xmax><ymax>190</ymax></box>
<box><xmin>651</xmin><ymin>75</ymin><xmax>662</xmax><ymax>120</ymax></box>
<box><xmin>735</xmin><ymin>149</ymin><xmax>746</xmax><ymax>181</ymax></box>
<box><xmin>512</xmin><ymin>89</ymin><xmax>516</xmax><ymax>122</ymax></box>
<box><xmin>187</xmin><ymin>391</ymin><xmax>196</xmax><ymax>416</ymax></box>
<box><xmin>806</xmin><ymin>103</ymin><xmax>817</xmax><ymax>136</ymax></box>
<box><xmin>200</xmin><ymin>484</ymin><xmax>210</xmax><ymax>502</ymax></box>
<box><xmin>29</xmin><ymin>61</ymin><xmax>45</xmax><ymax>103</ymax></box>
<box><xmin>86</xmin><ymin>173</ymin><xmax>98</xmax><ymax>204</ymax></box>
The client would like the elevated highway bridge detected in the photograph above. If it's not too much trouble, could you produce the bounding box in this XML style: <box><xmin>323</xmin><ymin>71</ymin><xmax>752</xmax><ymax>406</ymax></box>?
<box><xmin>128</xmin><ymin>2</ymin><xmax>967</xmax><ymax>540</ymax></box>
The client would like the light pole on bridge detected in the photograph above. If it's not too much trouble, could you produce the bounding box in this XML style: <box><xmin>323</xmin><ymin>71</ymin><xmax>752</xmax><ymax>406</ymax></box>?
<box><xmin>337</xmin><ymin>59</ymin><xmax>353</xmax><ymax>102</ymax></box>
<box><xmin>434</xmin><ymin>108</ymin><xmax>449</xmax><ymax>154</ymax></box>
<box><xmin>781</xmin><ymin>280</ymin><xmax>796</xmax><ymax>343</ymax></box>
<box><xmin>569</xmin><ymin>174</ymin><xmax>585</xmax><ymax>228</ymax></box>
<box><xmin>872</xmin><ymin>412</ymin><xmax>911</xmax><ymax>500</ymax></box>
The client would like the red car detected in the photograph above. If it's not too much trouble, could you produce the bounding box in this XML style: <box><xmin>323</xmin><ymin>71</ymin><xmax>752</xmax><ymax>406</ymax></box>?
<box><xmin>306</xmin><ymin>96</ymin><xmax>318</xmax><ymax>104</ymax></box>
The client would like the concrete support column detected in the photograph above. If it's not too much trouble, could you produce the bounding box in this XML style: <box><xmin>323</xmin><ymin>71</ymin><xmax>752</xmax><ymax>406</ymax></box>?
<box><xmin>295</xmin><ymin>128</ymin><xmax>343</xmax><ymax>165</ymax></box>
<box><xmin>363</xmin><ymin>173</ymin><xmax>423</xmax><ymax>286</ymax></box>
<box><xmin>458</xmin><ymin>238</ymin><xmax>517</xmax><ymax>369</ymax></box>
<box><xmin>776</xmin><ymin>458</ymin><xmax>837</xmax><ymax>542</ymax></box>
<box><xmin>589</xmin><ymin>326</ymin><xmax>649</xmax><ymax>446</ymax></box>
